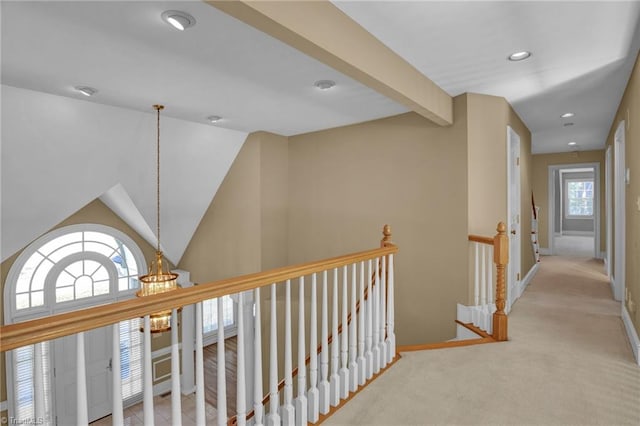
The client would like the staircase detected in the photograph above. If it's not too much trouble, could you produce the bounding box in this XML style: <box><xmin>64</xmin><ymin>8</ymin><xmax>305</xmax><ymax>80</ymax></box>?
<box><xmin>531</xmin><ymin>193</ymin><xmax>541</xmax><ymax>263</ymax></box>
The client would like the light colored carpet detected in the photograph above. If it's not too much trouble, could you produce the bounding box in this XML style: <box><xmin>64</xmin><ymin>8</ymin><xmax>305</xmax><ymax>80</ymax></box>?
<box><xmin>554</xmin><ymin>235</ymin><xmax>595</xmax><ymax>257</ymax></box>
<box><xmin>324</xmin><ymin>256</ymin><xmax>640</xmax><ymax>425</ymax></box>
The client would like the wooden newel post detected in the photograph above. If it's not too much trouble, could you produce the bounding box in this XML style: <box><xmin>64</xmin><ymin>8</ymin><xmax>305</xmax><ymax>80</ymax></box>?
<box><xmin>381</xmin><ymin>224</ymin><xmax>393</xmax><ymax>247</ymax></box>
<box><xmin>493</xmin><ymin>222</ymin><xmax>509</xmax><ymax>341</ymax></box>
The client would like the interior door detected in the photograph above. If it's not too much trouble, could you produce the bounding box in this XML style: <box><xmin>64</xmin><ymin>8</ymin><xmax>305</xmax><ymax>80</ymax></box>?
<box><xmin>53</xmin><ymin>326</ymin><xmax>113</xmax><ymax>425</ymax></box>
<box><xmin>507</xmin><ymin>126</ymin><xmax>521</xmax><ymax>311</ymax></box>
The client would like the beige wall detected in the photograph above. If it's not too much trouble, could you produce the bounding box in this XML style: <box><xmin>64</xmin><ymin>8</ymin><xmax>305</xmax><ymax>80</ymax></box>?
<box><xmin>531</xmin><ymin>150</ymin><xmax>606</xmax><ymax>251</ymax></box>
<box><xmin>288</xmin><ymin>98</ymin><xmax>469</xmax><ymax>345</ymax></box>
<box><xmin>605</xmin><ymin>52</ymin><xmax>640</xmax><ymax>336</ymax></box>
<box><xmin>466</xmin><ymin>93</ymin><xmax>535</xmax><ymax>294</ymax></box>
<box><xmin>179</xmin><ymin>135</ymin><xmax>262</xmax><ymax>283</ymax></box>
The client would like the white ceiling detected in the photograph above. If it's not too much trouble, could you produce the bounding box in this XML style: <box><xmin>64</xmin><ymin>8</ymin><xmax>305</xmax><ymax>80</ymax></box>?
<box><xmin>2</xmin><ymin>0</ymin><xmax>639</xmax><ymax>262</ymax></box>
<box><xmin>3</xmin><ymin>1</ymin><xmax>639</xmax><ymax>149</ymax></box>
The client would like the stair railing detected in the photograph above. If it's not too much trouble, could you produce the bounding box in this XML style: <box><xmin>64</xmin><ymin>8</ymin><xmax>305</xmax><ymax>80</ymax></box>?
<box><xmin>467</xmin><ymin>222</ymin><xmax>509</xmax><ymax>341</ymax></box>
<box><xmin>1</xmin><ymin>225</ymin><xmax>398</xmax><ymax>425</ymax></box>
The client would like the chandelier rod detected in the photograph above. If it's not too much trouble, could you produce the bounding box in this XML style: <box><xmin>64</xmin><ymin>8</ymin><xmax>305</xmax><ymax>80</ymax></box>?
<box><xmin>154</xmin><ymin>104</ymin><xmax>164</xmax><ymax>253</ymax></box>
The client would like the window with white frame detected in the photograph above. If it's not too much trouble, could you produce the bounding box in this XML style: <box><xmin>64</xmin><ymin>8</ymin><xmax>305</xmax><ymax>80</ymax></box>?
<box><xmin>4</xmin><ymin>224</ymin><xmax>146</xmax><ymax>421</ymax></box>
<box><xmin>202</xmin><ymin>295</ymin><xmax>237</xmax><ymax>344</ymax></box>
<box><xmin>565</xmin><ymin>179</ymin><xmax>594</xmax><ymax>217</ymax></box>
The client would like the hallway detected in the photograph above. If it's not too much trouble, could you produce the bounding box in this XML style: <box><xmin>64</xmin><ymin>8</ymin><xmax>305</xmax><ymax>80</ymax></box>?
<box><xmin>325</xmin><ymin>256</ymin><xmax>640</xmax><ymax>425</ymax></box>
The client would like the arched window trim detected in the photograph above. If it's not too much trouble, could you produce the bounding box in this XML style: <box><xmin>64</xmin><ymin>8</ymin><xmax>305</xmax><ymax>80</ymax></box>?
<box><xmin>4</xmin><ymin>223</ymin><xmax>147</xmax><ymax>324</ymax></box>
<box><xmin>3</xmin><ymin>223</ymin><xmax>148</xmax><ymax>422</ymax></box>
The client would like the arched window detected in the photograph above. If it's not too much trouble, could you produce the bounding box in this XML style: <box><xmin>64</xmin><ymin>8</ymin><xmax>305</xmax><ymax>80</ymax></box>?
<box><xmin>4</xmin><ymin>224</ymin><xmax>147</xmax><ymax>423</ymax></box>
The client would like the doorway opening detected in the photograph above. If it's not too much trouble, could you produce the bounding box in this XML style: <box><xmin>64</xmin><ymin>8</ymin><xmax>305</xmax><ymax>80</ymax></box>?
<box><xmin>547</xmin><ymin>163</ymin><xmax>600</xmax><ymax>259</ymax></box>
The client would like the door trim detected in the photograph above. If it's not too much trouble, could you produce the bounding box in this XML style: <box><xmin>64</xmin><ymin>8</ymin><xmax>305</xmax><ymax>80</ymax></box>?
<box><xmin>613</xmin><ymin>121</ymin><xmax>626</xmax><ymax>302</ymax></box>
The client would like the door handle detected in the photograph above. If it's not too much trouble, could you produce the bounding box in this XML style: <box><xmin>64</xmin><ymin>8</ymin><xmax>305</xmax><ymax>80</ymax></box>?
<box><xmin>107</xmin><ymin>358</ymin><xmax>112</xmax><ymax>372</ymax></box>
<box><xmin>511</xmin><ymin>230</ymin><xmax>516</xmax><ymax>235</ymax></box>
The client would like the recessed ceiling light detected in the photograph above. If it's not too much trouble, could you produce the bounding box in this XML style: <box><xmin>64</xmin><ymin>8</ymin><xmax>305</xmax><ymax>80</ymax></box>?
<box><xmin>561</xmin><ymin>112</ymin><xmax>575</xmax><ymax>118</ymax></box>
<box><xmin>568</xmin><ymin>141</ymin><xmax>577</xmax><ymax>146</ymax></box>
<box><xmin>508</xmin><ymin>51</ymin><xmax>531</xmax><ymax>61</ymax></box>
<box><xmin>563</xmin><ymin>122</ymin><xmax>574</xmax><ymax>127</ymax></box>
<box><xmin>314</xmin><ymin>80</ymin><xmax>336</xmax><ymax>90</ymax></box>
<box><xmin>207</xmin><ymin>115</ymin><xmax>222</xmax><ymax>123</ymax></box>
<box><xmin>161</xmin><ymin>10</ymin><xmax>196</xmax><ymax>31</ymax></box>
<box><xmin>74</xmin><ymin>86</ymin><xmax>97</xmax><ymax>96</ymax></box>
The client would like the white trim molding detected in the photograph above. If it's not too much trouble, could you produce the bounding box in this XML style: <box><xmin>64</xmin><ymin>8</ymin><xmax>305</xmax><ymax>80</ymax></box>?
<box><xmin>519</xmin><ymin>263</ymin><xmax>539</xmax><ymax>297</ymax></box>
<box><xmin>539</xmin><ymin>247</ymin><xmax>551</xmax><ymax>256</ymax></box>
<box><xmin>622</xmin><ymin>304</ymin><xmax>640</xmax><ymax>366</ymax></box>
<box><xmin>561</xmin><ymin>231</ymin><xmax>595</xmax><ymax>236</ymax></box>
<box><xmin>1</xmin><ymin>400</ymin><xmax>7</xmax><ymax>412</ymax></box>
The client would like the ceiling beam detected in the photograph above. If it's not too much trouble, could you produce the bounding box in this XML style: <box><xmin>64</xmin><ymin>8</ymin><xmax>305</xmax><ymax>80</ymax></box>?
<box><xmin>208</xmin><ymin>0</ymin><xmax>453</xmax><ymax>126</ymax></box>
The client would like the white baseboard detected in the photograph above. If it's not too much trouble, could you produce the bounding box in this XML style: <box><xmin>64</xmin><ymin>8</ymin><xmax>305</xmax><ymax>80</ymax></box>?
<box><xmin>622</xmin><ymin>304</ymin><xmax>640</xmax><ymax>366</ymax></box>
<box><xmin>539</xmin><ymin>247</ymin><xmax>551</xmax><ymax>255</ymax></box>
<box><xmin>520</xmin><ymin>263</ymin><xmax>539</xmax><ymax>295</ymax></box>
<box><xmin>0</xmin><ymin>400</ymin><xmax>7</xmax><ymax>412</ymax></box>
<box><xmin>598</xmin><ymin>251</ymin><xmax>605</xmax><ymax>260</ymax></box>
<box><xmin>457</xmin><ymin>303</ymin><xmax>472</xmax><ymax>324</ymax></box>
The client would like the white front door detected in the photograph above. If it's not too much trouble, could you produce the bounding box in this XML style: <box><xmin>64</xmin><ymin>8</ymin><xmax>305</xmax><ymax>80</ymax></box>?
<box><xmin>507</xmin><ymin>126</ymin><xmax>521</xmax><ymax>312</ymax></box>
<box><xmin>53</xmin><ymin>327</ymin><xmax>113</xmax><ymax>425</ymax></box>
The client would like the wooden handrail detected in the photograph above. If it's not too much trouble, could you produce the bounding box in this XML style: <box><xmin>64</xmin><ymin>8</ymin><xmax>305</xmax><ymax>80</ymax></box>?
<box><xmin>0</xmin><ymin>242</ymin><xmax>398</xmax><ymax>352</ymax></box>
<box><xmin>468</xmin><ymin>234</ymin><xmax>494</xmax><ymax>245</ymax></box>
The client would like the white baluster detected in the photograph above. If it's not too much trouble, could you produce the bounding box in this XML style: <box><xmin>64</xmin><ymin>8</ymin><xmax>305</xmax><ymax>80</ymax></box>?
<box><xmin>77</xmin><ymin>332</ymin><xmax>88</xmax><ymax>426</ymax></box>
<box><xmin>195</xmin><ymin>303</ymin><xmax>206</xmax><ymax>426</ymax></box>
<box><xmin>295</xmin><ymin>277</ymin><xmax>308</xmax><ymax>426</ymax></box>
<box><xmin>267</xmin><ymin>284</ymin><xmax>281</xmax><ymax>426</ymax></box>
<box><xmin>143</xmin><ymin>316</ymin><xmax>154</xmax><ymax>426</ymax></box>
<box><xmin>217</xmin><ymin>297</ymin><xmax>227</xmax><ymax>426</ymax></box>
<box><xmin>472</xmin><ymin>243</ymin><xmax>480</xmax><ymax>327</ymax></box>
<box><xmin>474</xmin><ymin>243</ymin><xmax>480</xmax><ymax>306</ymax></box>
<box><xmin>487</xmin><ymin>245</ymin><xmax>495</xmax><ymax>334</ymax></box>
<box><xmin>349</xmin><ymin>263</ymin><xmax>358</xmax><ymax>392</ymax></box>
<box><xmin>357</xmin><ymin>261</ymin><xmax>366</xmax><ymax>386</ymax></box>
<box><xmin>171</xmin><ymin>310</ymin><xmax>182</xmax><ymax>426</ymax></box>
<box><xmin>283</xmin><ymin>280</ymin><xmax>295</xmax><ymax>425</ymax></box>
<box><xmin>34</xmin><ymin>343</ymin><xmax>45</xmax><ymax>423</ymax></box>
<box><xmin>308</xmin><ymin>273</ymin><xmax>320</xmax><ymax>422</ymax></box>
<box><xmin>481</xmin><ymin>245</ymin><xmax>488</xmax><ymax>330</ymax></box>
<box><xmin>318</xmin><ymin>270</ymin><xmax>330</xmax><ymax>414</ymax></box>
<box><xmin>339</xmin><ymin>266</ymin><xmax>349</xmax><ymax>399</ymax></box>
<box><xmin>386</xmin><ymin>254</ymin><xmax>396</xmax><ymax>362</ymax></box>
<box><xmin>372</xmin><ymin>258</ymin><xmax>380</xmax><ymax>375</ymax></box>
<box><xmin>365</xmin><ymin>259</ymin><xmax>374</xmax><ymax>379</ymax></box>
<box><xmin>195</xmin><ymin>302</ymin><xmax>206</xmax><ymax>425</ymax></box>
<box><xmin>253</xmin><ymin>287</ymin><xmax>264</xmax><ymax>426</ymax></box>
<box><xmin>237</xmin><ymin>293</ymin><xmax>247</xmax><ymax>426</ymax></box>
<box><xmin>111</xmin><ymin>325</ymin><xmax>123</xmax><ymax>426</ymax></box>
<box><xmin>379</xmin><ymin>255</ymin><xmax>387</xmax><ymax>369</ymax></box>
<box><xmin>330</xmin><ymin>268</ymin><xmax>340</xmax><ymax>406</ymax></box>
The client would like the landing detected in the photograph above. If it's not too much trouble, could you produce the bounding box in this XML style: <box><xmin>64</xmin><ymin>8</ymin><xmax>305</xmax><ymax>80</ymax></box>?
<box><xmin>324</xmin><ymin>256</ymin><xmax>640</xmax><ymax>425</ymax></box>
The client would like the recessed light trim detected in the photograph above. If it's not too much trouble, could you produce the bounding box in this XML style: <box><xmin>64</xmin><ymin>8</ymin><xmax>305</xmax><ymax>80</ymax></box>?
<box><xmin>561</xmin><ymin>112</ymin><xmax>575</xmax><ymax>118</ymax></box>
<box><xmin>74</xmin><ymin>86</ymin><xmax>97</xmax><ymax>97</ymax></box>
<box><xmin>508</xmin><ymin>51</ymin><xmax>531</xmax><ymax>61</ymax></box>
<box><xmin>314</xmin><ymin>80</ymin><xmax>336</xmax><ymax>90</ymax></box>
<box><xmin>161</xmin><ymin>10</ymin><xmax>196</xmax><ymax>31</ymax></box>
<box><xmin>568</xmin><ymin>141</ymin><xmax>577</xmax><ymax>146</ymax></box>
<box><xmin>207</xmin><ymin>115</ymin><xmax>222</xmax><ymax>123</ymax></box>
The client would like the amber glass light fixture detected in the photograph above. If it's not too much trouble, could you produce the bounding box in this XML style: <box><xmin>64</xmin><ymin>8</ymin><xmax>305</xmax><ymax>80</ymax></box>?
<box><xmin>137</xmin><ymin>105</ymin><xmax>179</xmax><ymax>333</ymax></box>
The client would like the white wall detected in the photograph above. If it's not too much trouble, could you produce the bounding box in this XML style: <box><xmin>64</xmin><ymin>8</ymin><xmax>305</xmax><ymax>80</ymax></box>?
<box><xmin>1</xmin><ymin>85</ymin><xmax>247</xmax><ymax>263</ymax></box>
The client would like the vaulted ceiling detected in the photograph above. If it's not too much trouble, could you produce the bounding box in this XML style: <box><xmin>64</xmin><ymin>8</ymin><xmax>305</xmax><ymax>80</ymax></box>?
<box><xmin>2</xmin><ymin>1</ymin><xmax>639</xmax><ymax>263</ymax></box>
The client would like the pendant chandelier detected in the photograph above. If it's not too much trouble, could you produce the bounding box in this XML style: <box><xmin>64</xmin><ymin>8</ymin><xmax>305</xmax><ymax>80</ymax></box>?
<box><xmin>137</xmin><ymin>104</ymin><xmax>179</xmax><ymax>333</ymax></box>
